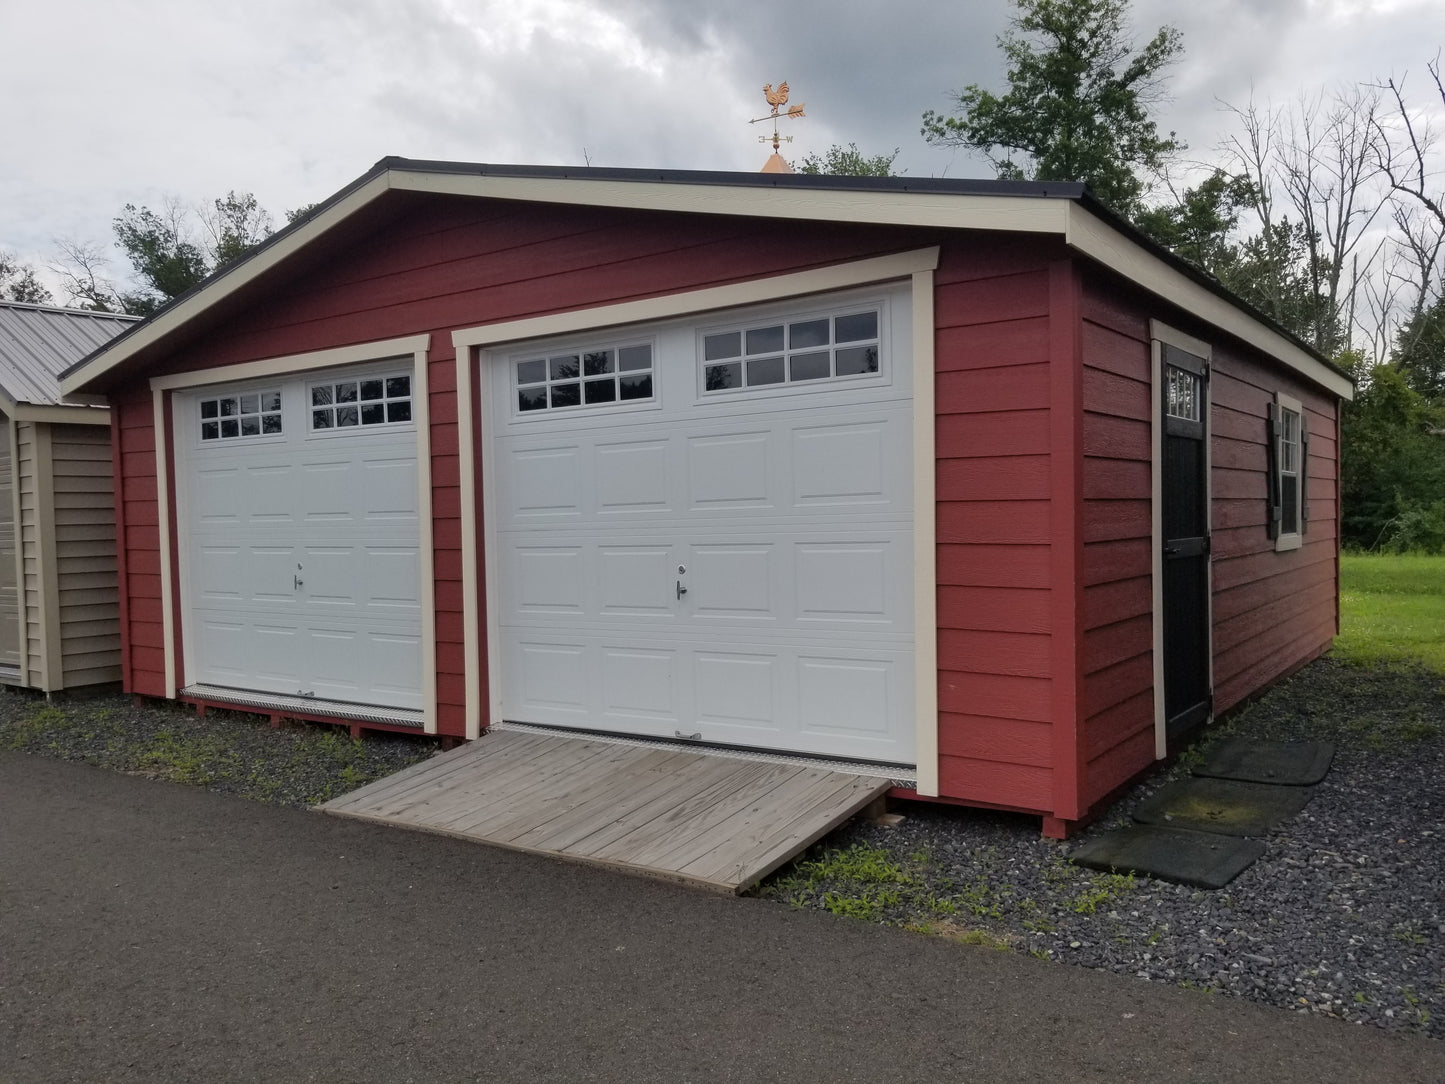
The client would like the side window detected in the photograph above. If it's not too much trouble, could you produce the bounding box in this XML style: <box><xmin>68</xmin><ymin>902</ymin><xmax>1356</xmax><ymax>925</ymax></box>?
<box><xmin>1268</xmin><ymin>392</ymin><xmax>1308</xmax><ymax>551</ymax></box>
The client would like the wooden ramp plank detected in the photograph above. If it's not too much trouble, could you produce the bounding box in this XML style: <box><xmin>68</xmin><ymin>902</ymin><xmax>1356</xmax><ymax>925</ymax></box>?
<box><xmin>317</xmin><ymin>730</ymin><xmax>893</xmax><ymax>893</ymax></box>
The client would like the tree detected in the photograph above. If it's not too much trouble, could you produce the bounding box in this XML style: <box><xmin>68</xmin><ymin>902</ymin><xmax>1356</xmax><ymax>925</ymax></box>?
<box><xmin>54</xmin><ymin>191</ymin><xmax>277</xmax><ymax>316</ymax></box>
<box><xmin>112</xmin><ymin>198</ymin><xmax>209</xmax><ymax>315</ymax></box>
<box><xmin>0</xmin><ymin>251</ymin><xmax>53</xmax><ymax>304</ymax></box>
<box><xmin>1340</xmin><ymin>364</ymin><xmax>1445</xmax><ymax>550</ymax></box>
<box><xmin>921</xmin><ymin>0</ymin><xmax>1183</xmax><ymax>215</ymax></box>
<box><xmin>797</xmin><ymin>143</ymin><xmax>900</xmax><ymax>177</ymax></box>
<box><xmin>1393</xmin><ymin>292</ymin><xmax>1445</xmax><ymax>401</ymax></box>
<box><xmin>1135</xmin><ymin>169</ymin><xmax>1254</xmax><ymax>278</ymax></box>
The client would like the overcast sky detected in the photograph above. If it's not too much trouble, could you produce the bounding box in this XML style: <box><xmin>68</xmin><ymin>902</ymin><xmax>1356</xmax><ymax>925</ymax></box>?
<box><xmin>2</xmin><ymin>0</ymin><xmax>1440</xmax><ymax>299</ymax></box>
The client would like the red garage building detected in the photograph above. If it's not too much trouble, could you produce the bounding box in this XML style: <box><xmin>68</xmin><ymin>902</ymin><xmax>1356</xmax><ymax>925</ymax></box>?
<box><xmin>61</xmin><ymin>160</ymin><xmax>1351</xmax><ymax>836</ymax></box>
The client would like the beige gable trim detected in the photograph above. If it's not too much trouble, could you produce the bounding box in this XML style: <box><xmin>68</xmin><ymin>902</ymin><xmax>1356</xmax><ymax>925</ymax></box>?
<box><xmin>59</xmin><ymin>173</ymin><xmax>394</xmax><ymax>397</ymax></box>
<box><xmin>1069</xmin><ymin>206</ymin><xmax>1354</xmax><ymax>400</ymax></box>
<box><xmin>63</xmin><ymin>164</ymin><xmax>1351</xmax><ymax>405</ymax></box>
<box><xmin>10</xmin><ymin>404</ymin><xmax>110</xmax><ymax>425</ymax></box>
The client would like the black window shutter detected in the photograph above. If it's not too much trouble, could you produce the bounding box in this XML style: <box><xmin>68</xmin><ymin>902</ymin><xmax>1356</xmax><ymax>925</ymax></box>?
<box><xmin>1266</xmin><ymin>402</ymin><xmax>1282</xmax><ymax>540</ymax></box>
<box><xmin>1300</xmin><ymin>414</ymin><xmax>1310</xmax><ymax>530</ymax></box>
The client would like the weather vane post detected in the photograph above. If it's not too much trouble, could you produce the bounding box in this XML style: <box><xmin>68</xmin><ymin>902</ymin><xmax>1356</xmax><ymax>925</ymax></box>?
<box><xmin>749</xmin><ymin>81</ymin><xmax>806</xmax><ymax>153</ymax></box>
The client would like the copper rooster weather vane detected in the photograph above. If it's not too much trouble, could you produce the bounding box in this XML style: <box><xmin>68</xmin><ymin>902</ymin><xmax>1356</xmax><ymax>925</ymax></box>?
<box><xmin>750</xmin><ymin>81</ymin><xmax>806</xmax><ymax>152</ymax></box>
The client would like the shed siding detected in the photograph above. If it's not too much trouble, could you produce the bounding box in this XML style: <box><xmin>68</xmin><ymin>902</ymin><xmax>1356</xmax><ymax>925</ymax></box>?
<box><xmin>1078</xmin><ymin>280</ymin><xmax>1156</xmax><ymax>807</ymax></box>
<box><xmin>113</xmin><ymin>387</ymin><xmax>165</xmax><ymax>697</ymax></box>
<box><xmin>1208</xmin><ymin>344</ymin><xmax>1338</xmax><ymax>711</ymax></box>
<box><xmin>1077</xmin><ymin>269</ymin><xmax>1340</xmax><ymax>811</ymax></box>
<box><xmin>52</xmin><ymin>424</ymin><xmax>121</xmax><ymax>686</ymax></box>
<box><xmin>932</xmin><ymin>242</ymin><xmax>1063</xmax><ymax>811</ymax></box>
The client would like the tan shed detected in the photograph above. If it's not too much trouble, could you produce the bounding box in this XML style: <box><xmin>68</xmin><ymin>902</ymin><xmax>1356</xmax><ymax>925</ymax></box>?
<box><xmin>0</xmin><ymin>301</ymin><xmax>139</xmax><ymax>691</ymax></box>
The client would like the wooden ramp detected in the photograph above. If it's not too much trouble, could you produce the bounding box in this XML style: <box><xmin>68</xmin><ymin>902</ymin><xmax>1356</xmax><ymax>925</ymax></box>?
<box><xmin>318</xmin><ymin>729</ymin><xmax>892</xmax><ymax>893</ymax></box>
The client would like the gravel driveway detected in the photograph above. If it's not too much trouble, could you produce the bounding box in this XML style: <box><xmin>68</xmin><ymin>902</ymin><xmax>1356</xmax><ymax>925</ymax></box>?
<box><xmin>3</xmin><ymin>656</ymin><xmax>1441</xmax><ymax>1042</ymax></box>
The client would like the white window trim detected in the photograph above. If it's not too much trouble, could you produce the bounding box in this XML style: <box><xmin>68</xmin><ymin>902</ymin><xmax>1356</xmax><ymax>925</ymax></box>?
<box><xmin>1274</xmin><ymin>391</ymin><xmax>1305</xmax><ymax>553</ymax></box>
<box><xmin>507</xmin><ymin>337</ymin><xmax>657</xmax><ymax>420</ymax></box>
<box><xmin>452</xmin><ymin>251</ymin><xmax>940</xmax><ymax>795</ymax></box>
<box><xmin>148</xmin><ymin>334</ymin><xmax>437</xmax><ymax>733</ymax></box>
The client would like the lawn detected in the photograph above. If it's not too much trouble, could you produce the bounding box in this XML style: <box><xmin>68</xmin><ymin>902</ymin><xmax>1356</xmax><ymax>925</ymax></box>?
<box><xmin>1334</xmin><ymin>553</ymin><xmax>1445</xmax><ymax>673</ymax></box>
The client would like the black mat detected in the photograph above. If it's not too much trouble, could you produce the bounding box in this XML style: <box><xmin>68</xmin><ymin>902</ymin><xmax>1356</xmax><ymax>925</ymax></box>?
<box><xmin>1193</xmin><ymin>738</ymin><xmax>1335</xmax><ymax>786</ymax></box>
<box><xmin>1131</xmin><ymin>776</ymin><xmax>1316</xmax><ymax>837</ymax></box>
<box><xmin>1070</xmin><ymin>825</ymin><xmax>1267</xmax><ymax>889</ymax></box>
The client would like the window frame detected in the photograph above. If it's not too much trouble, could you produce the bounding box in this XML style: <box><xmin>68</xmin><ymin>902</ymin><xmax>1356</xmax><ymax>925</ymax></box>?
<box><xmin>507</xmin><ymin>338</ymin><xmax>657</xmax><ymax>420</ymax></box>
<box><xmin>695</xmin><ymin>301</ymin><xmax>887</xmax><ymax>400</ymax></box>
<box><xmin>1268</xmin><ymin>391</ymin><xmax>1308</xmax><ymax>552</ymax></box>
<box><xmin>306</xmin><ymin>369</ymin><xmax>416</xmax><ymax>436</ymax></box>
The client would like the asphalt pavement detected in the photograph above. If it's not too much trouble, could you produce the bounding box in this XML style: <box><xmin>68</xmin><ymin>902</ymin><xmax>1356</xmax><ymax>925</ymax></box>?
<box><xmin>3</xmin><ymin>750</ymin><xmax>1442</xmax><ymax>1083</ymax></box>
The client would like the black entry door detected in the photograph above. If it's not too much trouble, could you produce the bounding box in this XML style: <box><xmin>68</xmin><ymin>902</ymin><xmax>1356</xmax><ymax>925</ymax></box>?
<box><xmin>1161</xmin><ymin>344</ymin><xmax>1211</xmax><ymax>740</ymax></box>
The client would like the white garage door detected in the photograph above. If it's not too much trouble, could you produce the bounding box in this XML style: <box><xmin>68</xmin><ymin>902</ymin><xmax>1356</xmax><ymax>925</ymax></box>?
<box><xmin>178</xmin><ymin>363</ymin><xmax>423</xmax><ymax>709</ymax></box>
<box><xmin>489</xmin><ymin>283</ymin><xmax>915</xmax><ymax>765</ymax></box>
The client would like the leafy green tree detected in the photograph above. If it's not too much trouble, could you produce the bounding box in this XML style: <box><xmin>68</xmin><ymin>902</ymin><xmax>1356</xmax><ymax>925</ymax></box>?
<box><xmin>1135</xmin><ymin>170</ymin><xmax>1254</xmax><ymax>277</ymax></box>
<box><xmin>0</xmin><ymin>251</ymin><xmax>53</xmax><ymax>304</ymax></box>
<box><xmin>1340</xmin><ymin>363</ymin><xmax>1445</xmax><ymax>550</ymax></box>
<box><xmin>921</xmin><ymin>0</ymin><xmax>1183</xmax><ymax>215</ymax></box>
<box><xmin>57</xmin><ymin>191</ymin><xmax>277</xmax><ymax>316</ymax></box>
<box><xmin>1392</xmin><ymin>292</ymin><xmax>1445</xmax><ymax>402</ymax></box>
<box><xmin>798</xmin><ymin>143</ymin><xmax>900</xmax><ymax>177</ymax></box>
<box><xmin>204</xmin><ymin>191</ymin><xmax>274</xmax><ymax>267</ymax></box>
<box><xmin>112</xmin><ymin>200</ymin><xmax>210</xmax><ymax>315</ymax></box>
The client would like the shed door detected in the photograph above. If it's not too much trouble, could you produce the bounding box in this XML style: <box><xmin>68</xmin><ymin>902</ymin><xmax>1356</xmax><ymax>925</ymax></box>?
<box><xmin>1161</xmin><ymin>344</ymin><xmax>1212</xmax><ymax>738</ymax></box>
<box><xmin>488</xmin><ymin>283</ymin><xmax>915</xmax><ymax>765</ymax></box>
<box><xmin>178</xmin><ymin>366</ymin><xmax>423</xmax><ymax>709</ymax></box>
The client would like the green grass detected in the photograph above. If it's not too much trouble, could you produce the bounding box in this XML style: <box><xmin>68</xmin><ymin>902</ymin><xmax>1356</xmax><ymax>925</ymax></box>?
<box><xmin>1334</xmin><ymin>554</ymin><xmax>1445</xmax><ymax>673</ymax></box>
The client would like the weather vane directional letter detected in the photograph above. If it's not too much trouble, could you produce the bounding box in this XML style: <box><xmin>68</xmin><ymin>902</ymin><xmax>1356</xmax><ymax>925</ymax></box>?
<box><xmin>749</xmin><ymin>80</ymin><xmax>806</xmax><ymax>152</ymax></box>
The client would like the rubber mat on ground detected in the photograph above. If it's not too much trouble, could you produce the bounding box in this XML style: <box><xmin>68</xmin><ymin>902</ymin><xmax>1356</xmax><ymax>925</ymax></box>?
<box><xmin>1193</xmin><ymin>738</ymin><xmax>1335</xmax><ymax>786</ymax></box>
<box><xmin>1070</xmin><ymin>825</ymin><xmax>1267</xmax><ymax>889</ymax></box>
<box><xmin>1131</xmin><ymin>776</ymin><xmax>1316</xmax><ymax>837</ymax></box>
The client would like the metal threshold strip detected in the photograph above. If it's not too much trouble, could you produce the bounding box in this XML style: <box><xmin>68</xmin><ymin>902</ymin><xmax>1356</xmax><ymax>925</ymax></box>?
<box><xmin>489</xmin><ymin>718</ymin><xmax>918</xmax><ymax>787</ymax></box>
<box><xmin>179</xmin><ymin>684</ymin><xmax>425</xmax><ymax>729</ymax></box>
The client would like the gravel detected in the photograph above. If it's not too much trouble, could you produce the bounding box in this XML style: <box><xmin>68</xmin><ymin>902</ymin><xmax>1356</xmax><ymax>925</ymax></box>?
<box><xmin>3</xmin><ymin>659</ymin><xmax>1440</xmax><ymax>1041</ymax></box>
<box><xmin>760</xmin><ymin>657</ymin><xmax>1445</xmax><ymax>1041</ymax></box>
<box><xmin>0</xmin><ymin>687</ymin><xmax>437</xmax><ymax>807</ymax></box>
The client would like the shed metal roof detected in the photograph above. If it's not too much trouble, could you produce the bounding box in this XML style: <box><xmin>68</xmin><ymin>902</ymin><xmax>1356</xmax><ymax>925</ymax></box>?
<box><xmin>0</xmin><ymin>301</ymin><xmax>139</xmax><ymax>410</ymax></box>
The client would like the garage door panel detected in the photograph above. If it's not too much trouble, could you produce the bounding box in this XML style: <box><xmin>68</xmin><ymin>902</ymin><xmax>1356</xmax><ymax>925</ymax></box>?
<box><xmin>693</xmin><ymin>651</ymin><xmax>779</xmax><ymax>732</ymax></box>
<box><xmin>792</xmin><ymin>422</ymin><xmax>890</xmax><ymax>506</ymax></box>
<box><xmin>687</xmin><ymin>431</ymin><xmax>774</xmax><ymax>509</ymax></box>
<box><xmin>600</xmin><ymin>646</ymin><xmax>680</xmax><ymax>723</ymax></box>
<box><xmin>364</xmin><ymin>548</ymin><xmax>423</xmax><ymax>609</ymax></box>
<box><xmin>511</xmin><ymin>639</ymin><xmax>589</xmax><ymax>718</ymax></box>
<box><xmin>595</xmin><ymin>440</ymin><xmax>671</xmax><ymax>514</ymax></box>
<box><xmin>508</xmin><ymin>546</ymin><xmax>586</xmax><ymax>615</ymax></box>
<box><xmin>504</xmin><ymin>445</ymin><xmax>586</xmax><ymax>522</ymax></box>
<box><xmin>687</xmin><ymin>543</ymin><xmax>775</xmax><ymax>620</ymax></box>
<box><xmin>798</xmin><ymin>655</ymin><xmax>896</xmax><ymax>742</ymax></box>
<box><xmin>793</xmin><ymin>541</ymin><xmax>898</xmax><ymax>627</ymax></box>
<box><xmin>597</xmin><ymin>546</ymin><xmax>676</xmax><ymax>615</ymax></box>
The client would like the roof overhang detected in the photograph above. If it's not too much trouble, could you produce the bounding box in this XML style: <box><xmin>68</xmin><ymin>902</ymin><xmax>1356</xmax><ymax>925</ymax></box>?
<box><xmin>59</xmin><ymin>160</ymin><xmax>1353</xmax><ymax>401</ymax></box>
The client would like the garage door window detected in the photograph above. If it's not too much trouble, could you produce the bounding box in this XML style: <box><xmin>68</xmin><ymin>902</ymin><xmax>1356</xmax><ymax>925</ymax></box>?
<box><xmin>702</xmin><ymin>308</ymin><xmax>881</xmax><ymax>393</ymax></box>
<box><xmin>514</xmin><ymin>343</ymin><xmax>654</xmax><ymax>414</ymax></box>
<box><xmin>311</xmin><ymin>373</ymin><xmax>412</xmax><ymax>430</ymax></box>
<box><xmin>199</xmin><ymin>390</ymin><xmax>283</xmax><ymax>440</ymax></box>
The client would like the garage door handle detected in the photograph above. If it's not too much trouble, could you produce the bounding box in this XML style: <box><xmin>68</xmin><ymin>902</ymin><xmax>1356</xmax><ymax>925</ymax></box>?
<box><xmin>676</xmin><ymin>579</ymin><xmax>687</xmax><ymax>599</ymax></box>
<box><xmin>294</xmin><ymin>574</ymin><xmax>304</xmax><ymax>589</ymax></box>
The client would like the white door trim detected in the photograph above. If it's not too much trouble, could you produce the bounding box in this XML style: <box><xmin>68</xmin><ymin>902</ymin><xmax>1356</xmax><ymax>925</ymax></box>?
<box><xmin>150</xmin><ymin>334</ymin><xmax>436</xmax><ymax>732</ymax></box>
<box><xmin>454</xmin><ymin>251</ymin><xmax>939</xmax><ymax>773</ymax></box>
